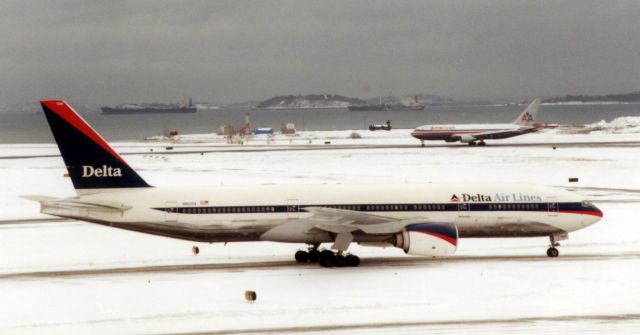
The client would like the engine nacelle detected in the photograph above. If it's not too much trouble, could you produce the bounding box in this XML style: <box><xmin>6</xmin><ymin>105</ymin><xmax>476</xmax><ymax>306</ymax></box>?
<box><xmin>457</xmin><ymin>134</ymin><xmax>476</xmax><ymax>143</ymax></box>
<box><xmin>392</xmin><ymin>222</ymin><xmax>458</xmax><ymax>257</ymax></box>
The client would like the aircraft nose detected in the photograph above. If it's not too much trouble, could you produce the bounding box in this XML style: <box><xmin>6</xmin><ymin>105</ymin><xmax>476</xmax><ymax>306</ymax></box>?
<box><xmin>593</xmin><ymin>204</ymin><xmax>603</xmax><ymax>219</ymax></box>
<box><xmin>586</xmin><ymin>203</ymin><xmax>604</xmax><ymax>225</ymax></box>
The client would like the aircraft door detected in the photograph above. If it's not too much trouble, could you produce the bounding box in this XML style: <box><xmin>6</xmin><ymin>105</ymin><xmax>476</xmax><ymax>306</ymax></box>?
<box><xmin>287</xmin><ymin>199</ymin><xmax>299</xmax><ymax>219</ymax></box>
<box><xmin>458</xmin><ymin>202</ymin><xmax>470</xmax><ymax>217</ymax></box>
<box><xmin>547</xmin><ymin>197</ymin><xmax>559</xmax><ymax>217</ymax></box>
<box><xmin>165</xmin><ymin>201</ymin><xmax>178</xmax><ymax>222</ymax></box>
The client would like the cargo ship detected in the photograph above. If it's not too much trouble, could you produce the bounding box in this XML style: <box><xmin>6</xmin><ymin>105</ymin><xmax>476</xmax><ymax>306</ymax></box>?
<box><xmin>102</xmin><ymin>98</ymin><xmax>197</xmax><ymax>115</ymax></box>
<box><xmin>347</xmin><ymin>96</ymin><xmax>425</xmax><ymax>111</ymax></box>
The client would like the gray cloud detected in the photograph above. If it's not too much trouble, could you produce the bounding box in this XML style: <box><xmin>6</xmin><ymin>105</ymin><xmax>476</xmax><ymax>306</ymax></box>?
<box><xmin>1</xmin><ymin>0</ymin><xmax>639</xmax><ymax>106</ymax></box>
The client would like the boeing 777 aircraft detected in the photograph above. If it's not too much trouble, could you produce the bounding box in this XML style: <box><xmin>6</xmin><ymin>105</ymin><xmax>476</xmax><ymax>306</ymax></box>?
<box><xmin>411</xmin><ymin>99</ymin><xmax>544</xmax><ymax>146</ymax></box>
<box><xmin>26</xmin><ymin>100</ymin><xmax>602</xmax><ymax>267</ymax></box>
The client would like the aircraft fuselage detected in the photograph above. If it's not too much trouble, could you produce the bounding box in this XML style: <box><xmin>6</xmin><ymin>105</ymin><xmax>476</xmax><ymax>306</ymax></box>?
<box><xmin>43</xmin><ymin>183</ymin><xmax>602</xmax><ymax>243</ymax></box>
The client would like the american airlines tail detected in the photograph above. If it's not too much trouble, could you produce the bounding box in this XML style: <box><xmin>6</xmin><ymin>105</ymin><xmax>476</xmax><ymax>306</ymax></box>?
<box><xmin>40</xmin><ymin>100</ymin><xmax>151</xmax><ymax>193</ymax></box>
<box><xmin>513</xmin><ymin>98</ymin><xmax>541</xmax><ymax>126</ymax></box>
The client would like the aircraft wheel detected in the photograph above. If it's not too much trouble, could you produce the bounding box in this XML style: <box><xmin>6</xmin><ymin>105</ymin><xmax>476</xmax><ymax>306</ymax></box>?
<box><xmin>468</xmin><ymin>142</ymin><xmax>477</xmax><ymax>146</ymax></box>
<box><xmin>295</xmin><ymin>250</ymin><xmax>309</xmax><ymax>263</ymax></box>
<box><xmin>334</xmin><ymin>254</ymin><xmax>347</xmax><ymax>267</ymax></box>
<box><xmin>319</xmin><ymin>250</ymin><xmax>336</xmax><ymax>267</ymax></box>
<box><xmin>308</xmin><ymin>249</ymin><xmax>320</xmax><ymax>262</ymax></box>
<box><xmin>546</xmin><ymin>247</ymin><xmax>559</xmax><ymax>258</ymax></box>
<box><xmin>346</xmin><ymin>254</ymin><xmax>360</xmax><ymax>267</ymax></box>
<box><xmin>478</xmin><ymin>141</ymin><xmax>486</xmax><ymax>146</ymax></box>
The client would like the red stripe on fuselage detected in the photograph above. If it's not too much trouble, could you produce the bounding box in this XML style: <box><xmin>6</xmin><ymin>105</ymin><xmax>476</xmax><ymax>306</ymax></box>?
<box><xmin>41</xmin><ymin>100</ymin><xmax>128</xmax><ymax>166</ymax></box>
<box><xmin>559</xmin><ymin>210</ymin><xmax>603</xmax><ymax>217</ymax></box>
<box><xmin>411</xmin><ymin>130</ymin><xmax>484</xmax><ymax>135</ymax></box>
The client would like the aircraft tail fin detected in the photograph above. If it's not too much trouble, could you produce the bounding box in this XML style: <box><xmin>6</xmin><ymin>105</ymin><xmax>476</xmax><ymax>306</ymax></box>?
<box><xmin>513</xmin><ymin>98</ymin><xmax>541</xmax><ymax>126</ymax></box>
<box><xmin>40</xmin><ymin>100</ymin><xmax>151</xmax><ymax>192</ymax></box>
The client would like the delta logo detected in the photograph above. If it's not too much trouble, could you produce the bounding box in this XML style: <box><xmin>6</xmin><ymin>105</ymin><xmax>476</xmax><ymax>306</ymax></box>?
<box><xmin>521</xmin><ymin>112</ymin><xmax>534</xmax><ymax>123</ymax></box>
<box><xmin>81</xmin><ymin>165</ymin><xmax>122</xmax><ymax>178</ymax></box>
<box><xmin>451</xmin><ymin>193</ymin><xmax>492</xmax><ymax>202</ymax></box>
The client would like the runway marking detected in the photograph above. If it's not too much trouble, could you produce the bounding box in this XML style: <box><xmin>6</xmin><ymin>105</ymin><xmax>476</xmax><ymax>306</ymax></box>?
<box><xmin>567</xmin><ymin>186</ymin><xmax>640</xmax><ymax>194</ymax></box>
<box><xmin>5</xmin><ymin>310</ymin><xmax>639</xmax><ymax>334</ymax></box>
<box><xmin>3</xmin><ymin>140</ymin><xmax>640</xmax><ymax>159</ymax></box>
<box><xmin>2</xmin><ymin>253</ymin><xmax>639</xmax><ymax>280</ymax></box>
<box><xmin>154</xmin><ymin>313</ymin><xmax>640</xmax><ymax>335</ymax></box>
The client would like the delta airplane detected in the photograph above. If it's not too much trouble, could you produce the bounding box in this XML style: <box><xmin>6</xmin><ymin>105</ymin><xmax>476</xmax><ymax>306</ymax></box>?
<box><xmin>411</xmin><ymin>99</ymin><xmax>547</xmax><ymax>146</ymax></box>
<box><xmin>25</xmin><ymin>100</ymin><xmax>602</xmax><ymax>267</ymax></box>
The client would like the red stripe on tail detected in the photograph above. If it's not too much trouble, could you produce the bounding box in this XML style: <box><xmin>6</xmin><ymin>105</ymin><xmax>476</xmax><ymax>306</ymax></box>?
<box><xmin>40</xmin><ymin>100</ymin><xmax>128</xmax><ymax>166</ymax></box>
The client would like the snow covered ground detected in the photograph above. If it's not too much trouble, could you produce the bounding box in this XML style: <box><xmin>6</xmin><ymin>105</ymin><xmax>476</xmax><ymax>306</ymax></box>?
<box><xmin>1</xmin><ymin>118</ymin><xmax>640</xmax><ymax>334</ymax></box>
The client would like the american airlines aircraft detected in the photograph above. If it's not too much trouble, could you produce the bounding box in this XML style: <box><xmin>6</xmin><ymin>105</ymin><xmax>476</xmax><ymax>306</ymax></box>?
<box><xmin>26</xmin><ymin>100</ymin><xmax>602</xmax><ymax>267</ymax></box>
<box><xmin>411</xmin><ymin>99</ymin><xmax>545</xmax><ymax>146</ymax></box>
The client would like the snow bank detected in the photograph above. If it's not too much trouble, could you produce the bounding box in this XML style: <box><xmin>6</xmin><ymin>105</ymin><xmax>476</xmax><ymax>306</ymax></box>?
<box><xmin>586</xmin><ymin>116</ymin><xmax>640</xmax><ymax>133</ymax></box>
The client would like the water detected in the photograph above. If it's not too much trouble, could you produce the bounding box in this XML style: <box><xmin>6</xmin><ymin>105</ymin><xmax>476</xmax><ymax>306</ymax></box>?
<box><xmin>2</xmin><ymin>104</ymin><xmax>640</xmax><ymax>144</ymax></box>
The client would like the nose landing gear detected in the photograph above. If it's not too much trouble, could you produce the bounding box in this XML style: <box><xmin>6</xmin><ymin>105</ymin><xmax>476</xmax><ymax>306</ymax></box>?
<box><xmin>546</xmin><ymin>233</ymin><xmax>567</xmax><ymax>257</ymax></box>
<box><xmin>546</xmin><ymin>246</ymin><xmax>559</xmax><ymax>257</ymax></box>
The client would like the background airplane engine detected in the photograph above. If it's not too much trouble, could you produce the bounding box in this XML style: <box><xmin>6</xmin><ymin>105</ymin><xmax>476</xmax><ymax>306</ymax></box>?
<box><xmin>392</xmin><ymin>222</ymin><xmax>458</xmax><ymax>257</ymax></box>
<box><xmin>457</xmin><ymin>135</ymin><xmax>476</xmax><ymax>143</ymax></box>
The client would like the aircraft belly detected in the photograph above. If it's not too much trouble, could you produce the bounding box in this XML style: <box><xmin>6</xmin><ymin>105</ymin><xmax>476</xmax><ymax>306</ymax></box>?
<box><xmin>70</xmin><ymin>210</ymin><xmax>570</xmax><ymax>242</ymax></box>
<box><xmin>457</xmin><ymin>221</ymin><xmax>564</xmax><ymax>237</ymax></box>
<box><xmin>101</xmin><ymin>220</ymin><xmax>269</xmax><ymax>242</ymax></box>
<box><xmin>415</xmin><ymin>134</ymin><xmax>450</xmax><ymax>140</ymax></box>
<box><xmin>479</xmin><ymin>132</ymin><xmax>518</xmax><ymax>140</ymax></box>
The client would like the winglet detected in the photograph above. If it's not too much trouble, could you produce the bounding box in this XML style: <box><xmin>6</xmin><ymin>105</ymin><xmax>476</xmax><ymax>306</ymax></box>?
<box><xmin>513</xmin><ymin>98</ymin><xmax>541</xmax><ymax>126</ymax></box>
<box><xmin>40</xmin><ymin>100</ymin><xmax>151</xmax><ymax>191</ymax></box>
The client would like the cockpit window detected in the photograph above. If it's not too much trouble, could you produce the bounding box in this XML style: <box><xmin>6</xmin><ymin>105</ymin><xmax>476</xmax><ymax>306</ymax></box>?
<box><xmin>581</xmin><ymin>200</ymin><xmax>592</xmax><ymax>207</ymax></box>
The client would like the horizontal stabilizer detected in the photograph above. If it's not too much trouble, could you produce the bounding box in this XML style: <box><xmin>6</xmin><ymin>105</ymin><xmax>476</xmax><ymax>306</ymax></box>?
<box><xmin>20</xmin><ymin>195</ymin><xmax>58</xmax><ymax>202</ymax></box>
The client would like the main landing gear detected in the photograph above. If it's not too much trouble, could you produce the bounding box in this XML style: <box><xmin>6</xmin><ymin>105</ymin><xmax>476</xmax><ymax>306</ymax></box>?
<box><xmin>468</xmin><ymin>141</ymin><xmax>486</xmax><ymax>147</ymax></box>
<box><xmin>295</xmin><ymin>246</ymin><xmax>360</xmax><ymax>268</ymax></box>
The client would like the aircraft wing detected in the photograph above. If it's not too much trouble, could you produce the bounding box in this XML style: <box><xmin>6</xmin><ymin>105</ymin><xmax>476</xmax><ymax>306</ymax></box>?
<box><xmin>303</xmin><ymin>206</ymin><xmax>395</xmax><ymax>224</ymax></box>
<box><xmin>471</xmin><ymin>127</ymin><xmax>539</xmax><ymax>140</ymax></box>
<box><xmin>302</xmin><ymin>206</ymin><xmax>412</xmax><ymax>234</ymax></box>
<box><xmin>262</xmin><ymin>206</ymin><xmax>458</xmax><ymax>253</ymax></box>
<box><xmin>261</xmin><ymin>206</ymin><xmax>436</xmax><ymax>250</ymax></box>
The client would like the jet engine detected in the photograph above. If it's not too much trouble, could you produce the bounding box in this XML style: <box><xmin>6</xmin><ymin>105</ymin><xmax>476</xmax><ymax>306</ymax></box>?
<box><xmin>390</xmin><ymin>222</ymin><xmax>458</xmax><ymax>257</ymax></box>
<box><xmin>457</xmin><ymin>135</ymin><xmax>476</xmax><ymax>143</ymax></box>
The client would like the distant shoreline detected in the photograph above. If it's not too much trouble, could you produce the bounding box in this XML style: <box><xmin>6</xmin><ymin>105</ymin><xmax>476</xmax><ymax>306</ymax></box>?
<box><xmin>253</xmin><ymin>106</ymin><xmax>349</xmax><ymax>110</ymax></box>
<box><xmin>541</xmin><ymin>101</ymin><xmax>640</xmax><ymax>106</ymax></box>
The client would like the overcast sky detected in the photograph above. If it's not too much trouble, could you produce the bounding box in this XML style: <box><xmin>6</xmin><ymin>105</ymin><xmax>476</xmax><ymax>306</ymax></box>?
<box><xmin>1</xmin><ymin>0</ymin><xmax>639</xmax><ymax>105</ymax></box>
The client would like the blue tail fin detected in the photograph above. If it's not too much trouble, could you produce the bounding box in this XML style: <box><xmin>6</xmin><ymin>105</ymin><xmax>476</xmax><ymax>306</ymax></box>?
<box><xmin>40</xmin><ymin>100</ymin><xmax>151</xmax><ymax>191</ymax></box>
